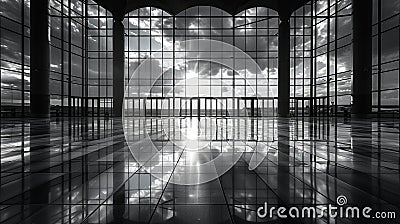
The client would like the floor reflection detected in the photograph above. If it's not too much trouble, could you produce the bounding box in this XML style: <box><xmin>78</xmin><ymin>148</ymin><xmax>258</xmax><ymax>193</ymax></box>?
<box><xmin>0</xmin><ymin>117</ymin><xmax>399</xmax><ymax>223</ymax></box>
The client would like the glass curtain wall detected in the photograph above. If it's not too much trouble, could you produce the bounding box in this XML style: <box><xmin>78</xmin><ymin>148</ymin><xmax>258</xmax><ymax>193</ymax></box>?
<box><xmin>292</xmin><ymin>0</ymin><xmax>353</xmax><ymax>116</ymax></box>
<box><xmin>3</xmin><ymin>0</ymin><xmax>400</xmax><ymax>118</ymax></box>
<box><xmin>1</xmin><ymin>0</ymin><xmax>112</xmax><ymax>118</ymax></box>
<box><xmin>372</xmin><ymin>0</ymin><xmax>400</xmax><ymax>117</ymax></box>
<box><xmin>0</xmin><ymin>0</ymin><xmax>30</xmax><ymax>118</ymax></box>
<box><xmin>86</xmin><ymin>0</ymin><xmax>113</xmax><ymax>117</ymax></box>
<box><xmin>124</xmin><ymin>6</ymin><xmax>279</xmax><ymax>117</ymax></box>
<box><xmin>293</xmin><ymin>0</ymin><xmax>400</xmax><ymax>117</ymax></box>
<box><xmin>49</xmin><ymin>0</ymin><xmax>86</xmax><ymax>117</ymax></box>
<box><xmin>49</xmin><ymin>0</ymin><xmax>113</xmax><ymax>117</ymax></box>
<box><xmin>290</xmin><ymin>3</ymin><xmax>313</xmax><ymax>116</ymax></box>
<box><xmin>123</xmin><ymin>2</ymin><xmax>356</xmax><ymax>119</ymax></box>
<box><xmin>313</xmin><ymin>0</ymin><xmax>353</xmax><ymax>116</ymax></box>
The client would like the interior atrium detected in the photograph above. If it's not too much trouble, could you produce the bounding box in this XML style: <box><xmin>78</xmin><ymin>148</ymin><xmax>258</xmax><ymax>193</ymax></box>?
<box><xmin>1</xmin><ymin>0</ymin><xmax>400</xmax><ymax>223</ymax></box>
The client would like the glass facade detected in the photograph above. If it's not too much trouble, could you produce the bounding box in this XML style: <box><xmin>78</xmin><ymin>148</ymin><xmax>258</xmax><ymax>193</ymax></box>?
<box><xmin>49</xmin><ymin>0</ymin><xmax>86</xmax><ymax>116</ymax></box>
<box><xmin>49</xmin><ymin>0</ymin><xmax>113</xmax><ymax>117</ymax></box>
<box><xmin>313</xmin><ymin>0</ymin><xmax>353</xmax><ymax>116</ymax></box>
<box><xmin>1</xmin><ymin>0</ymin><xmax>112</xmax><ymax>118</ymax></box>
<box><xmin>290</xmin><ymin>0</ymin><xmax>353</xmax><ymax>116</ymax></box>
<box><xmin>86</xmin><ymin>0</ymin><xmax>113</xmax><ymax>116</ymax></box>
<box><xmin>0</xmin><ymin>0</ymin><xmax>30</xmax><ymax>117</ymax></box>
<box><xmin>372</xmin><ymin>0</ymin><xmax>400</xmax><ymax>115</ymax></box>
<box><xmin>124</xmin><ymin>7</ymin><xmax>279</xmax><ymax>117</ymax></box>
<box><xmin>290</xmin><ymin>3</ymin><xmax>313</xmax><ymax>116</ymax></box>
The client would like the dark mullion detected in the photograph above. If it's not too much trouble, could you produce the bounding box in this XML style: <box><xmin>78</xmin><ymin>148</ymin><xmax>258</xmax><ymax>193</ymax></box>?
<box><xmin>81</xmin><ymin>1</ymin><xmax>85</xmax><ymax>117</ymax></box>
<box><xmin>310</xmin><ymin>1</ymin><xmax>315</xmax><ymax>117</ymax></box>
<box><xmin>327</xmin><ymin>0</ymin><xmax>330</xmax><ymax>117</ymax></box>
<box><xmin>302</xmin><ymin>6</ymin><xmax>307</xmax><ymax>117</ymax></box>
<box><xmin>232</xmin><ymin>10</ymin><xmax>236</xmax><ymax>213</ymax></box>
<box><xmin>161</xmin><ymin>12</ymin><xmax>164</xmax><ymax>101</ymax></box>
<box><xmin>84</xmin><ymin>2</ymin><xmax>89</xmax><ymax>117</ymax></box>
<box><xmin>233</xmin><ymin>15</ymin><xmax>236</xmax><ymax>112</ymax></box>
<box><xmin>61</xmin><ymin>0</ymin><xmax>65</xmax><ymax>117</ymax></box>
<box><xmin>244</xmin><ymin>10</ymin><xmax>247</xmax><ymax>103</ymax></box>
<box><xmin>104</xmin><ymin>12</ymin><xmax>108</xmax><ymax>116</ymax></box>
<box><xmin>378</xmin><ymin>0</ymin><xmax>382</xmax><ymax>114</ymax></box>
<box><xmin>21</xmin><ymin>0</ymin><xmax>25</xmax><ymax>117</ymax></box>
<box><xmin>97</xmin><ymin>9</ymin><xmax>101</xmax><ymax>117</ymax></box>
<box><xmin>150</xmin><ymin>8</ymin><xmax>152</xmax><ymax>114</ymax></box>
<box><xmin>255</xmin><ymin>8</ymin><xmax>258</xmax><ymax>111</ymax></box>
<box><xmin>301</xmin><ymin>8</ymin><xmax>304</xmax><ymax>116</ymax></box>
<box><xmin>335</xmin><ymin>0</ymin><xmax>338</xmax><ymax>116</ymax></box>
<box><xmin>293</xmin><ymin>15</ymin><xmax>296</xmax><ymax>113</ymax></box>
<box><xmin>138</xmin><ymin>14</ymin><xmax>142</xmax><ymax>116</ymax></box>
<box><xmin>126</xmin><ymin>15</ymin><xmax>129</xmax><ymax>115</ymax></box>
<box><xmin>68</xmin><ymin>0</ymin><xmax>72</xmax><ymax>117</ymax></box>
<box><xmin>210</xmin><ymin>7</ymin><xmax>212</xmax><ymax>107</ymax></box>
<box><xmin>127</xmin><ymin>14</ymin><xmax>130</xmax><ymax>116</ymax></box>
<box><xmin>173</xmin><ymin>14</ymin><xmax>175</xmax><ymax>117</ymax></box>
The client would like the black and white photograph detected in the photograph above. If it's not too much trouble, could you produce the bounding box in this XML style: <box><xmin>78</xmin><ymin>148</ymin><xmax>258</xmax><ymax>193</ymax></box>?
<box><xmin>1</xmin><ymin>0</ymin><xmax>400</xmax><ymax>223</ymax></box>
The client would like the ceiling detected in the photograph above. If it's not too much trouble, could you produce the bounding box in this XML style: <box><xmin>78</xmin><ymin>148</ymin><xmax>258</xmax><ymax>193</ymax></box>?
<box><xmin>93</xmin><ymin>0</ymin><xmax>310</xmax><ymax>20</ymax></box>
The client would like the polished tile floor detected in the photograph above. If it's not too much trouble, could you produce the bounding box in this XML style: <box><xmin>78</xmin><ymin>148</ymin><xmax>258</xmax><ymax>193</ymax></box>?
<box><xmin>1</xmin><ymin>117</ymin><xmax>399</xmax><ymax>223</ymax></box>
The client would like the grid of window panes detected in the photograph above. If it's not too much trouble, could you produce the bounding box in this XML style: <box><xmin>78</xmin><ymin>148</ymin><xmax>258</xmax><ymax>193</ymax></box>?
<box><xmin>290</xmin><ymin>2</ymin><xmax>313</xmax><ymax>116</ymax></box>
<box><xmin>312</xmin><ymin>0</ymin><xmax>353</xmax><ymax>116</ymax></box>
<box><xmin>372</xmin><ymin>0</ymin><xmax>400</xmax><ymax>116</ymax></box>
<box><xmin>87</xmin><ymin>0</ymin><xmax>113</xmax><ymax>116</ymax></box>
<box><xmin>49</xmin><ymin>0</ymin><xmax>86</xmax><ymax>117</ymax></box>
<box><xmin>49</xmin><ymin>0</ymin><xmax>113</xmax><ymax>117</ymax></box>
<box><xmin>0</xmin><ymin>0</ymin><xmax>30</xmax><ymax>117</ymax></box>
<box><xmin>124</xmin><ymin>8</ymin><xmax>172</xmax><ymax>116</ymax></box>
<box><xmin>124</xmin><ymin>8</ymin><xmax>173</xmax><ymax>96</ymax></box>
<box><xmin>234</xmin><ymin>7</ymin><xmax>279</xmax><ymax>110</ymax></box>
<box><xmin>124</xmin><ymin>7</ymin><xmax>279</xmax><ymax>117</ymax></box>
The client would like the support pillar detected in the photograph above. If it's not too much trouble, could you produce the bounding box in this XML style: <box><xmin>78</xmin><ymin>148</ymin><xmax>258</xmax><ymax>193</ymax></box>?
<box><xmin>113</xmin><ymin>18</ymin><xmax>125</xmax><ymax>117</ymax></box>
<box><xmin>30</xmin><ymin>0</ymin><xmax>50</xmax><ymax>118</ymax></box>
<box><xmin>278</xmin><ymin>18</ymin><xmax>290</xmax><ymax>117</ymax></box>
<box><xmin>352</xmin><ymin>0</ymin><xmax>372</xmax><ymax>117</ymax></box>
